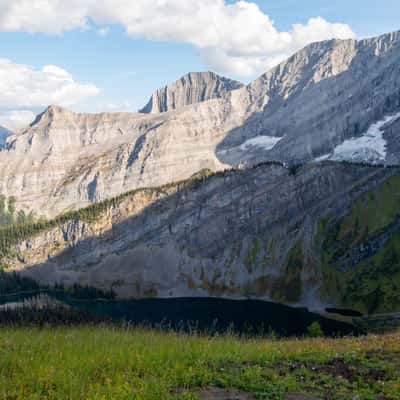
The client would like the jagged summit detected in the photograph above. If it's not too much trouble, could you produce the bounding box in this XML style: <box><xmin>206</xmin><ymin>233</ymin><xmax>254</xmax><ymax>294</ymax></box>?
<box><xmin>140</xmin><ymin>71</ymin><xmax>243</xmax><ymax>113</ymax></box>
<box><xmin>359</xmin><ymin>29</ymin><xmax>400</xmax><ymax>51</ymax></box>
<box><xmin>28</xmin><ymin>105</ymin><xmax>72</xmax><ymax>127</ymax></box>
<box><xmin>46</xmin><ymin>104</ymin><xmax>67</xmax><ymax>113</ymax></box>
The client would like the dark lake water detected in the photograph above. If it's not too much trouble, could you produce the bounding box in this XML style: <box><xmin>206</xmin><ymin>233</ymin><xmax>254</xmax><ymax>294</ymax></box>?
<box><xmin>0</xmin><ymin>292</ymin><xmax>358</xmax><ymax>336</ymax></box>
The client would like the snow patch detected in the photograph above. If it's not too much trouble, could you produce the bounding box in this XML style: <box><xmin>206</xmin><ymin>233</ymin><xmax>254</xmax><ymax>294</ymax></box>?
<box><xmin>314</xmin><ymin>154</ymin><xmax>331</xmax><ymax>162</ymax></box>
<box><xmin>217</xmin><ymin>135</ymin><xmax>283</xmax><ymax>157</ymax></box>
<box><xmin>316</xmin><ymin>112</ymin><xmax>400</xmax><ymax>164</ymax></box>
<box><xmin>239</xmin><ymin>135</ymin><xmax>283</xmax><ymax>151</ymax></box>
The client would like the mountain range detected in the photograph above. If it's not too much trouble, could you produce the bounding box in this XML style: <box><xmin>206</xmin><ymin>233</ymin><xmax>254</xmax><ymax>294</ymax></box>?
<box><xmin>1</xmin><ymin>30</ymin><xmax>400</xmax><ymax>314</ymax></box>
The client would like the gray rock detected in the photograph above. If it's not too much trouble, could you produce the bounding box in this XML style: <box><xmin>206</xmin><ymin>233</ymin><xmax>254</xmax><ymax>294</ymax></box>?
<box><xmin>218</xmin><ymin>31</ymin><xmax>400</xmax><ymax>166</ymax></box>
<box><xmin>140</xmin><ymin>71</ymin><xmax>243</xmax><ymax>113</ymax></box>
<box><xmin>1</xmin><ymin>31</ymin><xmax>400</xmax><ymax>218</ymax></box>
<box><xmin>4</xmin><ymin>162</ymin><xmax>396</xmax><ymax>305</ymax></box>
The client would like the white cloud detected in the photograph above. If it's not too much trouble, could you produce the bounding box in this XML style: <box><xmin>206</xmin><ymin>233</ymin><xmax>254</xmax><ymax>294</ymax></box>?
<box><xmin>201</xmin><ymin>16</ymin><xmax>356</xmax><ymax>75</ymax></box>
<box><xmin>0</xmin><ymin>1</ymin><xmax>356</xmax><ymax>76</ymax></box>
<box><xmin>0</xmin><ymin>110</ymin><xmax>35</xmax><ymax>129</ymax></box>
<box><xmin>0</xmin><ymin>0</ymin><xmax>90</xmax><ymax>34</ymax></box>
<box><xmin>0</xmin><ymin>59</ymin><xmax>100</xmax><ymax>128</ymax></box>
<box><xmin>97</xmin><ymin>27</ymin><xmax>110</xmax><ymax>36</ymax></box>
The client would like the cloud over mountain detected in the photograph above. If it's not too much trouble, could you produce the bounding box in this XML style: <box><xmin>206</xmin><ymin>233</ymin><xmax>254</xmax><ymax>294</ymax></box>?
<box><xmin>0</xmin><ymin>59</ymin><xmax>100</xmax><ymax>128</ymax></box>
<box><xmin>0</xmin><ymin>0</ymin><xmax>355</xmax><ymax>76</ymax></box>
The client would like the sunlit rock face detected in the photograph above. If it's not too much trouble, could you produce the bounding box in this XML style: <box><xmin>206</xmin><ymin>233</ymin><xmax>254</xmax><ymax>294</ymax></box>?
<box><xmin>140</xmin><ymin>71</ymin><xmax>244</xmax><ymax>113</ymax></box>
<box><xmin>1</xmin><ymin>31</ymin><xmax>400</xmax><ymax>217</ymax></box>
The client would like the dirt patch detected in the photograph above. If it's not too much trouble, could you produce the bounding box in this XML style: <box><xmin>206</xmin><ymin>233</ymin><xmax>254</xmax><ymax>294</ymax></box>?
<box><xmin>283</xmin><ymin>357</ymin><xmax>387</xmax><ymax>384</ymax></box>
<box><xmin>321</xmin><ymin>358</ymin><xmax>359</xmax><ymax>381</ymax></box>
<box><xmin>198</xmin><ymin>387</ymin><xmax>255</xmax><ymax>400</ymax></box>
<box><xmin>320</xmin><ymin>358</ymin><xmax>387</xmax><ymax>383</ymax></box>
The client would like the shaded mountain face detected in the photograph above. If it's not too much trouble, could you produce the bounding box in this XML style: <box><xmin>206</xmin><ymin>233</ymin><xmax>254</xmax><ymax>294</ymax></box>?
<box><xmin>140</xmin><ymin>71</ymin><xmax>243</xmax><ymax>113</ymax></box>
<box><xmin>3</xmin><ymin>162</ymin><xmax>400</xmax><ymax>314</ymax></box>
<box><xmin>217</xmin><ymin>32</ymin><xmax>400</xmax><ymax>166</ymax></box>
<box><xmin>1</xmin><ymin>31</ymin><xmax>400</xmax><ymax>218</ymax></box>
<box><xmin>0</xmin><ymin>126</ymin><xmax>12</xmax><ymax>149</ymax></box>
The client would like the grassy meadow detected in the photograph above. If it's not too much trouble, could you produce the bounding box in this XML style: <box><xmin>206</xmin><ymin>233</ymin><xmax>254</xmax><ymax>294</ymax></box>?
<box><xmin>0</xmin><ymin>327</ymin><xmax>399</xmax><ymax>400</ymax></box>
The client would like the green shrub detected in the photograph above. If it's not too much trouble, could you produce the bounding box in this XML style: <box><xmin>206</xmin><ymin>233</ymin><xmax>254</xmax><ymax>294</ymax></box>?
<box><xmin>307</xmin><ymin>321</ymin><xmax>324</xmax><ymax>337</ymax></box>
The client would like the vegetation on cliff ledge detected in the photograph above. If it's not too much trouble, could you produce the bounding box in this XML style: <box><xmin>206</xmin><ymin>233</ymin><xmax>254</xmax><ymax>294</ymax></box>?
<box><xmin>0</xmin><ymin>164</ymin><xmax>287</xmax><ymax>260</ymax></box>
<box><xmin>319</xmin><ymin>175</ymin><xmax>400</xmax><ymax>314</ymax></box>
<box><xmin>0</xmin><ymin>168</ymin><xmax>222</xmax><ymax>259</ymax></box>
<box><xmin>0</xmin><ymin>195</ymin><xmax>34</xmax><ymax>227</ymax></box>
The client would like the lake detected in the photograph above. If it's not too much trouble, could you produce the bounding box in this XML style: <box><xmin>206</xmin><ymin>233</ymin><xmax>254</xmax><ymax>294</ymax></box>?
<box><xmin>0</xmin><ymin>292</ymin><xmax>358</xmax><ymax>336</ymax></box>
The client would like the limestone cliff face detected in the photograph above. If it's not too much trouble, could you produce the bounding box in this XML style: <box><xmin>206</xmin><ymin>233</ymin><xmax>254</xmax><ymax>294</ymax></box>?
<box><xmin>0</xmin><ymin>104</ymin><xmax>233</xmax><ymax>217</ymax></box>
<box><xmin>140</xmin><ymin>72</ymin><xmax>243</xmax><ymax>113</ymax></box>
<box><xmin>218</xmin><ymin>32</ymin><xmax>400</xmax><ymax>165</ymax></box>
<box><xmin>1</xmin><ymin>31</ymin><xmax>400</xmax><ymax>219</ymax></box>
<box><xmin>3</xmin><ymin>163</ymin><xmax>399</xmax><ymax>313</ymax></box>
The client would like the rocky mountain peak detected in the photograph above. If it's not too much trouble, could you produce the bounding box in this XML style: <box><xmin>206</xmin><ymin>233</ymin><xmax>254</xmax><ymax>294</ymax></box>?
<box><xmin>46</xmin><ymin>104</ymin><xmax>68</xmax><ymax>114</ymax></box>
<box><xmin>26</xmin><ymin>105</ymin><xmax>73</xmax><ymax>130</ymax></box>
<box><xmin>140</xmin><ymin>71</ymin><xmax>243</xmax><ymax>113</ymax></box>
<box><xmin>39</xmin><ymin>104</ymin><xmax>72</xmax><ymax>119</ymax></box>
<box><xmin>247</xmin><ymin>38</ymin><xmax>357</xmax><ymax>106</ymax></box>
<box><xmin>360</xmin><ymin>29</ymin><xmax>400</xmax><ymax>55</ymax></box>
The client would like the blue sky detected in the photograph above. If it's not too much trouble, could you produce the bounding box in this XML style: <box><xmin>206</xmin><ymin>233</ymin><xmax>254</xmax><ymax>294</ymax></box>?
<box><xmin>254</xmin><ymin>0</ymin><xmax>400</xmax><ymax>36</ymax></box>
<box><xmin>0</xmin><ymin>0</ymin><xmax>398</xmax><ymax>128</ymax></box>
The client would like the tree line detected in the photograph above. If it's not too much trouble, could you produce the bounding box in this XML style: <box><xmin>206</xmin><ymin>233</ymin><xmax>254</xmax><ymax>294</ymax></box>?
<box><xmin>0</xmin><ymin>271</ymin><xmax>115</xmax><ymax>299</ymax></box>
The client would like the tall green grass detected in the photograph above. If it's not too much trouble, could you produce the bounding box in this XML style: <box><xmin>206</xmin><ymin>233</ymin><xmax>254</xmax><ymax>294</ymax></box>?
<box><xmin>0</xmin><ymin>327</ymin><xmax>398</xmax><ymax>399</ymax></box>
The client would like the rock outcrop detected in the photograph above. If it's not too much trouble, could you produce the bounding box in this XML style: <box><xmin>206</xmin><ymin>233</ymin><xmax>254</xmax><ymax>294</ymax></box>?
<box><xmin>140</xmin><ymin>71</ymin><xmax>243</xmax><ymax>113</ymax></box>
